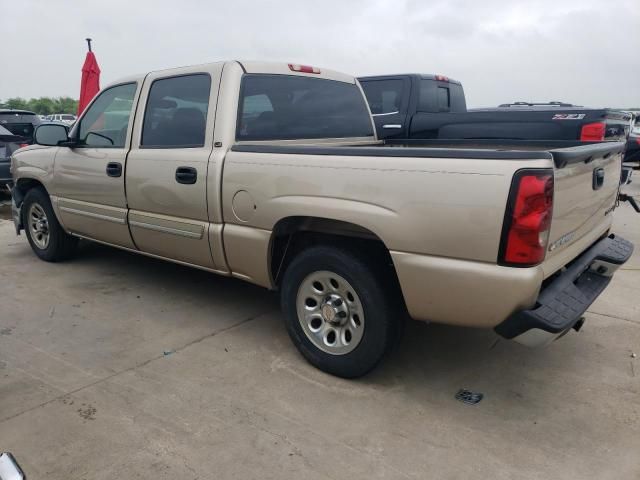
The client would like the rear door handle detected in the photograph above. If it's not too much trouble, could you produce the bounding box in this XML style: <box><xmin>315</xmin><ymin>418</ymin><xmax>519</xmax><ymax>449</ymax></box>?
<box><xmin>106</xmin><ymin>162</ymin><xmax>122</xmax><ymax>177</ymax></box>
<box><xmin>175</xmin><ymin>166</ymin><xmax>197</xmax><ymax>185</ymax></box>
<box><xmin>382</xmin><ymin>124</ymin><xmax>402</xmax><ymax>129</ymax></box>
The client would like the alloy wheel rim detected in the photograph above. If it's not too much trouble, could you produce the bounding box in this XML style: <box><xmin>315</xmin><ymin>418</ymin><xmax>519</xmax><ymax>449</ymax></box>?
<box><xmin>28</xmin><ymin>203</ymin><xmax>50</xmax><ymax>250</ymax></box>
<box><xmin>296</xmin><ymin>271</ymin><xmax>364</xmax><ymax>355</ymax></box>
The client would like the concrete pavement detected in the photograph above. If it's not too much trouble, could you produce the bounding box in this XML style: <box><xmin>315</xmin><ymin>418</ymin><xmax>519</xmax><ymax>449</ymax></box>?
<box><xmin>0</xmin><ymin>184</ymin><xmax>639</xmax><ymax>479</ymax></box>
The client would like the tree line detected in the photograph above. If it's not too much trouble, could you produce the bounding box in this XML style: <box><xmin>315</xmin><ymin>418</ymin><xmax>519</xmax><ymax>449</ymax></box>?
<box><xmin>0</xmin><ymin>97</ymin><xmax>78</xmax><ymax>115</ymax></box>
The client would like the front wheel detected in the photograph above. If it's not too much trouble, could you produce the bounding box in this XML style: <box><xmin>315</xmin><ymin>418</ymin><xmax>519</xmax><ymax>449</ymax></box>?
<box><xmin>22</xmin><ymin>187</ymin><xmax>78</xmax><ymax>262</ymax></box>
<box><xmin>280</xmin><ymin>245</ymin><xmax>401</xmax><ymax>378</ymax></box>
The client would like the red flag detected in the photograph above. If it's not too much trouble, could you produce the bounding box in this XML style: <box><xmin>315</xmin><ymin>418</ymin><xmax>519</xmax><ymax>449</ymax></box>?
<box><xmin>77</xmin><ymin>49</ymin><xmax>101</xmax><ymax>115</ymax></box>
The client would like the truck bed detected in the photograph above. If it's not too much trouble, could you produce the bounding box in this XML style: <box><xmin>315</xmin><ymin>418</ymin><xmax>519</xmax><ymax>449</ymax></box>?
<box><xmin>232</xmin><ymin>139</ymin><xmax>624</xmax><ymax>279</ymax></box>
<box><xmin>425</xmin><ymin>108</ymin><xmax>631</xmax><ymax>142</ymax></box>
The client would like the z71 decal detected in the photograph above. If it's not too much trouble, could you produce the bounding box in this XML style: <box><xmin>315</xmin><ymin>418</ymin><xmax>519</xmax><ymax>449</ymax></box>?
<box><xmin>552</xmin><ymin>113</ymin><xmax>586</xmax><ymax>120</ymax></box>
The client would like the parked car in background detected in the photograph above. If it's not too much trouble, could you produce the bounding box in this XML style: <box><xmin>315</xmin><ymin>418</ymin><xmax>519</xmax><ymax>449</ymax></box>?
<box><xmin>10</xmin><ymin>60</ymin><xmax>634</xmax><ymax>378</ymax></box>
<box><xmin>47</xmin><ymin>113</ymin><xmax>77</xmax><ymax>125</ymax></box>
<box><xmin>624</xmin><ymin>134</ymin><xmax>640</xmax><ymax>168</ymax></box>
<box><xmin>0</xmin><ymin>124</ymin><xmax>27</xmax><ymax>188</ymax></box>
<box><xmin>0</xmin><ymin>109</ymin><xmax>41</xmax><ymax>144</ymax></box>
<box><xmin>358</xmin><ymin>74</ymin><xmax>632</xmax><ymax>142</ymax></box>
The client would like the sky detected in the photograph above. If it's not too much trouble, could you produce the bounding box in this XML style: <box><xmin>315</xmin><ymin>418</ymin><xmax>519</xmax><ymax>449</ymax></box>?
<box><xmin>1</xmin><ymin>0</ymin><xmax>638</xmax><ymax>108</ymax></box>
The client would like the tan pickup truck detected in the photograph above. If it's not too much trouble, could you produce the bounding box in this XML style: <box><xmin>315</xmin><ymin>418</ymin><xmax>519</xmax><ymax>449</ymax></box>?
<box><xmin>10</xmin><ymin>60</ymin><xmax>634</xmax><ymax>377</ymax></box>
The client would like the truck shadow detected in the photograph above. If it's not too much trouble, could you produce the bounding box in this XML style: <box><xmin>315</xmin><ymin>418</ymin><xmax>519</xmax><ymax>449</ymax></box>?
<box><xmin>73</xmin><ymin>239</ymin><xmax>277</xmax><ymax>308</ymax></box>
<box><xmin>72</xmin><ymin>239</ymin><xmax>587</xmax><ymax>410</ymax></box>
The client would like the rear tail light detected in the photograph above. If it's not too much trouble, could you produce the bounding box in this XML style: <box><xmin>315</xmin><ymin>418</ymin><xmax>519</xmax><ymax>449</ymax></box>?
<box><xmin>499</xmin><ymin>169</ymin><xmax>554</xmax><ymax>266</ymax></box>
<box><xmin>435</xmin><ymin>74</ymin><xmax>449</xmax><ymax>82</ymax></box>
<box><xmin>580</xmin><ymin>121</ymin><xmax>606</xmax><ymax>141</ymax></box>
<box><xmin>18</xmin><ymin>143</ymin><xmax>29</xmax><ymax>148</ymax></box>
<box><xmin>288</xmin><ymin>64</ymin><xmax>320</xmax><ymax>74</ymax></box>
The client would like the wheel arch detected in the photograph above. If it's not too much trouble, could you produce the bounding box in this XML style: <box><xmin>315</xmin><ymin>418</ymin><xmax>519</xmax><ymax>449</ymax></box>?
<box><xmin>13</xmin><ymin>177</ymin><xmax>48</xmax><ymax>207</ymax></box>
<box><xmin>13</xmin><ymin>177</ymin><xmax>65</xmax><ymax>234</ymax></box>
<box><xmin>268</xmin><ymin>216</ymin><xmax>403</xmax><ymax>297</ymax></box>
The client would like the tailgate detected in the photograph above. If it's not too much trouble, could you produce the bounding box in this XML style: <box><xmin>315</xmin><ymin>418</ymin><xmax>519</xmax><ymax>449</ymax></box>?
<box><xmin>542</xmin><ymin>142</ymin><xmax>625</xmax><ymax>276</ymax></box>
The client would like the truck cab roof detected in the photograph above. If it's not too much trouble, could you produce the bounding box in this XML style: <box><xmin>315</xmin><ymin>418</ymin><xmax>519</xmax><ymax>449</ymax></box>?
<box><xmin>358</xmin><ymin>73</ymin><xmax>463</xmax><ymax>86</ymax></box>
<box><xmin>105</xmin><ymin>61</ymin><xmax>358</xmax><ymax>93</ymax></box>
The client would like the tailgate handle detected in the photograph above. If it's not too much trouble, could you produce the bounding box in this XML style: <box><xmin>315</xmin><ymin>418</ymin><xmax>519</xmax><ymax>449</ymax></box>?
<box><xmin>592</xmin><ymin>168</ymin><xmax>605</xmax><ymax>190</ymax></box>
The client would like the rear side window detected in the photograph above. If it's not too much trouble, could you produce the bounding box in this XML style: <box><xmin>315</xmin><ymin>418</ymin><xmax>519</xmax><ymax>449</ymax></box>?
<box><xmin>237</xmin><ymin>74</ymin><xmax>374</xmax><ymax>141</ymax></box>
<box><xmin>419</xmin><ymin>80</ymin><xmax>466</xmax><ymax>113</ymax></box>
<box><xmin>142</xmin><ymin>74</ymin><xmax>211</xmax><ymax>148</ymax></box>
<box><xmin>437</xmin><ymin>87</ymin><xmax>450</xmax><ymax>111</ymax></box>
<box><xmin>360</xmin><ymin>79</ymin><xmax>405</xmax><ymax>115</ymax></box>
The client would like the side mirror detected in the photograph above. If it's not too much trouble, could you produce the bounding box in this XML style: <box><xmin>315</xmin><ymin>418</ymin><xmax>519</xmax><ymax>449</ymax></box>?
<box><xmin>621</xmin><ymin>166</ymin><xmax>633</xmax><ymax>185</ymax></box>
<box><xmin>34</xmin><ymin>124</ymin><xmax>69</xmax><ymax>146</ymax></box>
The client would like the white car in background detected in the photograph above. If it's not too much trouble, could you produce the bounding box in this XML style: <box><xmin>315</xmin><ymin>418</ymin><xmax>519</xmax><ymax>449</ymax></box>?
<box><xmin>47</xmin><ymin>113</ymin><xmax>76</xmax><ymax>125</ymax></box>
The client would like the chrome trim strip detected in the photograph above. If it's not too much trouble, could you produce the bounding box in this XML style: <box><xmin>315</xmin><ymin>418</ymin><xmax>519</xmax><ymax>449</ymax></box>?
<box><xmin>371</xmin><ymin>111</ymin><xmax>399</xmax><ymax>117</ymax></box>
<box><xmin>382</xmin><ymin>124</ymin><xmax>403</xmax><ymax>129</ymax></box>
<box><xmin>59</xmin><ymin>206</ymin><xmax>126</xmax><ymax>224</ymax></box>
<box><xmin>129</xmin><ymin>219</ymin><xmax>203</xmax><ymax>239</ymax></box>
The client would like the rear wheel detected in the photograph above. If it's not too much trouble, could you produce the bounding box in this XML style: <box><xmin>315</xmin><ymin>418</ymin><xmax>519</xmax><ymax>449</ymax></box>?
<box><xmin>280</xmin><ymin>245</ymin><xmax>401</xmax><ymax>378</ymax></box>
<box><xmin>22</xmin><ymin>188</ymin><xmax>77</xmax><ymax>262</ymax></box>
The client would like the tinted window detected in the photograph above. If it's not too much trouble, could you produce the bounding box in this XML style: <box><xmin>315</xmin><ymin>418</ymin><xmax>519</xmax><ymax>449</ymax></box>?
<box><xmin>437</xmin><ymin>87</ymin><xmax>450</xmax><ymax>111</ymax></box>
<box><xmin>78</xmin><ymin>83</ymin><xmax>137</xmax><ymax>148</ymax></box>
<box><xmin>360</xmin><ymin>79</ymin><xmax>405</xmax><ymax>115</ymax></box>
<box><xmin>419</xmin><ymin>80</ymin><xmax>466</xmax><ymax>113</ymax></box>
<box><xmin>1</xmin><ymin>123</ymin><xmax>34</xmax><ymax>139</ymax></box>
<box><xmin>418</xmin><ymin>80</ymin><xmax>436</xmax><ymax>112</ymax></box>
<box><xmin>237</xmin><ymin>75</ymin><xmax>374</xmax><ymax>141</ymax></box>
<box><xmin>449</xmin><ymin>83</ymin><xmax>466</xmax><ymax>111</ymax></box>
<box><xmin>142</xmin><ymin>74</ymin><xmax>211</xmax><ymax>148</ymax></box>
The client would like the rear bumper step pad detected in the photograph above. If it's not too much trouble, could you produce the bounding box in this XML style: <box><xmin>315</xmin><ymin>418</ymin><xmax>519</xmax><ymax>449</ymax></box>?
<box><xmin>495</xmin><ymin>234</ymin><xmax>633</xmax><ymax>340</ymax></box>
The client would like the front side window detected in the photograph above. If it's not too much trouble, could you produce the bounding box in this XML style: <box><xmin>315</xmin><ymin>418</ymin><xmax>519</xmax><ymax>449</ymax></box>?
<box><xmin>360</xmin><ymin>79</ymin><xmax>405</xmax><ymax>115</ymax></box>
<box><xmin>78</xmin><ymin>83</ymin><xmax>137</xmax><ymax>148</ymax></box>
<box><xmin>237</xmin><ymin>74</ymin><xmax>374</xmax><ymax>141</ymax></box>
<box><xmin>141</xmin><ymin>74</ymin><xmax>211</xmax><ymax>148</ymax></box>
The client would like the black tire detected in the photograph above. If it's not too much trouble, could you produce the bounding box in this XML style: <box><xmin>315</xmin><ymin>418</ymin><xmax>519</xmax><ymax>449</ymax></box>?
<box><xmin>22</xmin><ymin>187</ymin><xmax>78</xmax><ymax>262</ymax></box>
<box><xmin>280</xmin><ymin>244</ymin><xmax>401</xmax><ymax>378</ymax></box>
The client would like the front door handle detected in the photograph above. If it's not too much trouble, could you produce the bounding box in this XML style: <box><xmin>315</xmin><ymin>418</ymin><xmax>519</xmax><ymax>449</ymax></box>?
<box><xmin>106</xmin><ymin>162</ymin><xmax>122</xmax><ymax>177</ymax></box>
<box><xmin>175</xmin><ymin>166</ymin><xmax>197</xmax><ymax>185</ymax></box>
<box><xmin>382</xmin><ymin>124</ymin><xmax>402</xmax><ymax>129</ymax></box>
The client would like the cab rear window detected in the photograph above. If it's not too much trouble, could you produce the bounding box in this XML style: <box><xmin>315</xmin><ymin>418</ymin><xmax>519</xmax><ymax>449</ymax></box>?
<box><xmin>237</xmin><ymin>74</ymin><xmax>374</xmax><ymax>141</ymax></box>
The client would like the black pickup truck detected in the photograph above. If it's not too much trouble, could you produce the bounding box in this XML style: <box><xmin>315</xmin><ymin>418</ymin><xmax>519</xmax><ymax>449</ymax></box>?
<box><xmin>358</xmin><ymin>74</ymin><xmax>632</xmax><ymax>142</ymax></box>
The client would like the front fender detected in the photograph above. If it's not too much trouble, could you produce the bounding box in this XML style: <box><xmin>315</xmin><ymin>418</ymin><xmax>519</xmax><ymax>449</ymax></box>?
<box><xmin>11</xmin><ymin>145</ymin><xmax>58</xmax><ymax>199</ymax></box>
